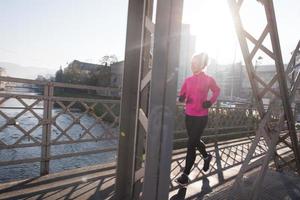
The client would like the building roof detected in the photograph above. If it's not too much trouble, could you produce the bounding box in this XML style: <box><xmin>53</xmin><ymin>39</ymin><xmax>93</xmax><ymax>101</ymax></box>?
<box><xmin>70</xmin><ymin>60</ymin><xmax>106</xmax><ymax>71</ymax></box>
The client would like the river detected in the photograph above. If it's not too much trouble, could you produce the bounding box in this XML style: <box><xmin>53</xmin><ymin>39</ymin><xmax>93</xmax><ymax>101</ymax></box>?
<box><xmin>0</xmin><ymin>88</ymin><xmax>118</xmax><ymax>183</ymax></box>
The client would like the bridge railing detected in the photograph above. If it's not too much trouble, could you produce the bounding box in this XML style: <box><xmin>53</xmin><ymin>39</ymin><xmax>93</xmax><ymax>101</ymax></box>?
<box><xmin>0</xmin><ymin>76</ymin><xmax>121</xmax><ymax>178</ymax></box>
<box><xmin>173</xmin><ymin>101</ymin><xmax>258</xmax><ymax>147</ymax></box>
<box><xmin>0</xmin><ymin>76</ymin><xmax>257</xmax><ymax>182</ymax></box>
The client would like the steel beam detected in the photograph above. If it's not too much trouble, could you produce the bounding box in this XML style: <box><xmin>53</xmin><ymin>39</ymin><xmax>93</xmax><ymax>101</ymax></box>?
<box><xmin>132</xmin><ymin>0</ymin><xmax>153</xmax><ymax>199</ymax></box>
<box><xmin>142</xmin><ymin>0</ymin><xmax>183</xmax><ymax>199</ymax></box>
<box><xmin>115</xmin><ymin>0</ymin><xmax>145</xmax><ymax>199</ymax></box>
<box><xmin>228</xmin><ymin>0</ymin><xmax>300</xmax><ymax>199</ymax></box>
<box><xmin>116</xmin><ymin>0</ymin><xmax>183</xmax><ymax>199</ymax></box>
<box><xmin>263</xmin><ymin>0</ymin><xmax>300</xmax><ymax>173</ymax></box>
<box><xmin>40</xmin><ymin>83</ymin><xmax>53</xmax><ymax>175</ymax></box>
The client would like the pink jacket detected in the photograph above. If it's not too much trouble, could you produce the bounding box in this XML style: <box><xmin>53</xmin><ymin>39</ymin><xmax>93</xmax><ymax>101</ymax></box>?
<box><xmin>179</xmin><ymin>72</ymin><xmax>220</xmax><ymax>116</ymax></box>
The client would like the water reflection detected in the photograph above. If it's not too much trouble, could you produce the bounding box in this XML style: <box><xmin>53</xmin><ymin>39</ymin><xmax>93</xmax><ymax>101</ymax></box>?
<box><xmin>0</xmin><ymin>88</ymin><xmax>118</xmax><ymax>182</ymax></box>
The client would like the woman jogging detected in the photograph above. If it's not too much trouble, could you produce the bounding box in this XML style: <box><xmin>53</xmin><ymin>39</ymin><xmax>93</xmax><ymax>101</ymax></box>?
<box><xmin>176</xmin><ymin>53</ymin><xmax>220</xmax><ymax>186</ymax></box>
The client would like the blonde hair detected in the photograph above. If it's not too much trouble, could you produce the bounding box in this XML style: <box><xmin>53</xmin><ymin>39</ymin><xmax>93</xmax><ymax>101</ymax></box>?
<box><xmin>191</xmin><ymin>53</ymin><xmax>209</xmax><ymax>74</ymax></box>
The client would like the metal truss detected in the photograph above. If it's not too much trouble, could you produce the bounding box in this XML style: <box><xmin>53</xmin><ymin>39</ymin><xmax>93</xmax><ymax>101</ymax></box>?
<box><xmin>273</xmin><ymin>41</ymin><xmax>300</xmax><ymax>171</ymax></box>
<box><xmin>228</xmin><ymin>0</ymin><xmax>300</xmax><ymax>199</ymax></box>
<box><xmin>115</xmin><ymin>0</ymin><xmax>183</xmax><ymax>199</ymax></box>
<box><xmin>286</xmin><ymin>41</ymin><xmax>300</xmax><ymax>87</ymax></box>
<box><xmin>116</xmin><ymin>0</ymin><xmax>299</xmax><ymax>199</ymax></box>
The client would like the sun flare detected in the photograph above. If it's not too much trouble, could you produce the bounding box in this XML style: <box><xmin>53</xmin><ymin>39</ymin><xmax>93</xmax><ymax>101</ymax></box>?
<box><xmin>183</xmin><ymin>0</ymin><xmax>238</xmax><ymax>64</ymax></box>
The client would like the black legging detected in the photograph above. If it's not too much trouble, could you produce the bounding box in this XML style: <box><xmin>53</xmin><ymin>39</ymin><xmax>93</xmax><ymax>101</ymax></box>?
<box><xmin>183</xmin><ymin>115</ymin><xmax>208</xmax><ymax>175</ymax></box>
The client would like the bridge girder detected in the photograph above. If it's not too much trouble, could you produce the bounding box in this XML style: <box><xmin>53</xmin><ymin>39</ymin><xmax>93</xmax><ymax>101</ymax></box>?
<box><xmin>116</xmin><ymin>0</ymin><xmax>300</xmax><ymax>199</ymax></box>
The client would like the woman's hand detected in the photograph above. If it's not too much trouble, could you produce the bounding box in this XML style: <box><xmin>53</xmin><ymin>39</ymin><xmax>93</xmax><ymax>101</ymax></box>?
<box><xmin>202</xmin><ymin>100</ymin><xmax>212</xmax><ymax>108</ymax></box>
<box><xmin>178</xmin><ymin>95</ymin><xmax>186</xmax><ymax>103</ymax></box>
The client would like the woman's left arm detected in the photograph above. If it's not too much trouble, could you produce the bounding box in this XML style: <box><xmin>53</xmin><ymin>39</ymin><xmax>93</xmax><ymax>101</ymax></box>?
<box><xmin>209</xmin><ymin>77</ymin><xmax>220</xmax><ymax>104</ymax></box>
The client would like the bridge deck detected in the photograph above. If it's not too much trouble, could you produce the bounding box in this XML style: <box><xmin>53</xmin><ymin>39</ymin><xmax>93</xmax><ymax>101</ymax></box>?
<box><xmin>201</xmin><ymin>169</ymin><xmax>300</xmax><ymax>200</ymax></box>
<box><xmin>0</xmin><ymin>136</ymin><xmax>298</xmax><ymax>200</ymax></box>
<box><xmin>0</xmin><ymin>162</ymin><xmax>116</xmax><ymax>200</ymax></box>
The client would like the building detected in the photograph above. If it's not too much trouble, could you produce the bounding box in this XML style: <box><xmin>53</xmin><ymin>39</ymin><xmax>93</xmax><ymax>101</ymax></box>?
<box><xmin>110</xmin><ymin>61</ymin><xmax>124</xmax><ymax>88</ymax></box>
<box><xmin>65</xmin><ymin>60</ymin><xmax>124</xmax><ymax>97</ymax></box>
<box><xmin>67</xmin><ymin>60</ymin><xmax>107</xmax><ymax>73</ymax></box>
<box><xmin>238</xmin><ymin>64</ymin><xmax>282</xmax><ymax>99</ymax></box>
<box><xmin>207</xmin><ymin>62</ymin><xmax>245</xmax><ymax>99</ymax></box>
<box><xmin>177</xmin><ymin>24</ymin><xmax>196</xmax><ymax>92</ymax></box>
<box><xmin>65</xmin><ymin>60</ymin><xmax>111</xmax><ymax>87</ymax></box>
<box><xmin>69</xmin><ymin>60</ymin><xmax>125</xmax><ymax>89</ymax></box>
<box><xmin>0</xmin><ymin>67</ymin><xmax>7</xmax><ymax>90</ymax></box>
<box><xmin>206</xmin><ymin>62</ymin><xmax>247</xmax><ymax>99</ymax></box>
<box><xmin>207</xmin><ymin>63</ymin><xmax>287</xmax><ymax>101</ymax></box>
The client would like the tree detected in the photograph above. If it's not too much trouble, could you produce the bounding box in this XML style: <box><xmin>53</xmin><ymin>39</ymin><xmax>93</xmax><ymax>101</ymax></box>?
<box><xmin>88</xmin><ymin>67</ymin><xmax>111</xmax><ymax>87</ymax></box>
<box><xmin>36</xmin><ymin>75</ymin><xmax>47</xmax><ymax>81</ymax></box>
<box><xmin>99</xmin><ymin>55</ymin><xmax>118</xmax><ymax>66</ymax></box>
<box><xmin>55</xmin><ymin>66</ymin><xmax>64</xmax><ymax>82</ymax></box>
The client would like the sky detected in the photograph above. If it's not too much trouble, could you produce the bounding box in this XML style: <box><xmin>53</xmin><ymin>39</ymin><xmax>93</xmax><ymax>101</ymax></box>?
<box><xmin>182</xmin><ymin>0</ymin><xmax>300</xmax><ymax>65</ymax></box>
<box><xmin>0</xmin><ymin>0</ymin><xmax>129</xmax><ymax>69</ymax></box>
<box><xmin>0</xmin><ymin>0</ymin><xmax>299</xmax><ymax>70</ymax></box>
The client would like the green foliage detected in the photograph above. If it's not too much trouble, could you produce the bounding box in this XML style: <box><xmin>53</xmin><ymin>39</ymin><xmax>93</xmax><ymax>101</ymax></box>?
<box><xmin>55</xmin><ymin>67</ymin><xmax>64</xmax><ymax>82</ymax></box>
<box><xmin>87</xmin><ymin>67</ymin><xmax>111</xmax><ymax>87</ymax></box>
<box><xmin>99</xmin><ymin>55</ymin><xmax>118</xmax><ymax>66</ymax></box>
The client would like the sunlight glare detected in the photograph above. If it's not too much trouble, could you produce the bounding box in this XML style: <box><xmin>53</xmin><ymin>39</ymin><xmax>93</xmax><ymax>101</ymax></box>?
<box><xmin>183</xmin><ymin>0</ymin><xmax>239</xmax><ymax>64</ymax></box>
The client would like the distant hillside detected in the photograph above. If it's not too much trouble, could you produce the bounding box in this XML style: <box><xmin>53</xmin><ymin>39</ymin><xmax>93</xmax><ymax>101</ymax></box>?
<box><xmin>0</xmin><ymin>62</ymin><xmax>56</xmax><ymax>79</ymax></box>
